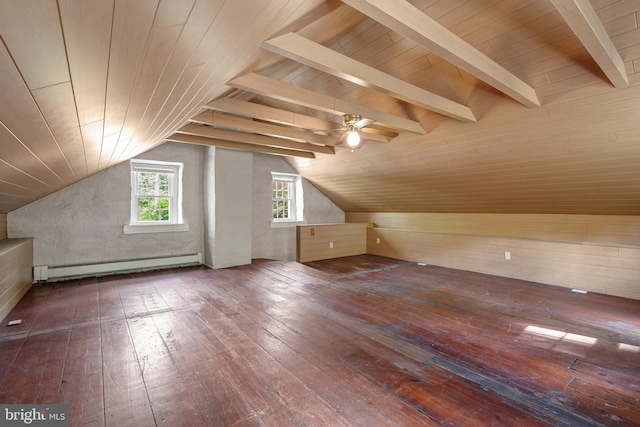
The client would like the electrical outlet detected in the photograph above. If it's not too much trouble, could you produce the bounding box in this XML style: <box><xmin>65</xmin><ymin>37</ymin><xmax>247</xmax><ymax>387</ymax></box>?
<box><xmin>376</xmin><ymin>237</ymin><xmax>380</xmax><ymax>244</ymax></box>
<box><xmin>329</xmin><ymin>242</ymin><xmax>334</xmax><ymax>249</ymax></box>
<box><xmin>504</xmin><ymin>251</ymin><xmax>511</xmax><ymax>260</ymax></box>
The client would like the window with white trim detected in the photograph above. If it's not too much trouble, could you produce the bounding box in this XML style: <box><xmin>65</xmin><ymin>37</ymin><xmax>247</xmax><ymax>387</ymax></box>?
<box><xmin>125</xmin><ymin>159</ymin><xmax>188</xmax><ymax>234</ymax></box>
<box><xmin>271</xmin><ymin>172</ymin><xmax>304</xmax><ymax>225</ymax></box>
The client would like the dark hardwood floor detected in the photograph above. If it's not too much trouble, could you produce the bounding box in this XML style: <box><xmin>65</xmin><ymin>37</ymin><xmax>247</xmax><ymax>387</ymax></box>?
<box><xmin>0</xmin><ymin>255</ymin><xmax>638</xmax><ymax>426</ymax></box>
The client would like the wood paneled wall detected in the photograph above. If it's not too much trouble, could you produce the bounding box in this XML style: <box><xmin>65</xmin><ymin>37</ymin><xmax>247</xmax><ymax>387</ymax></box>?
<box><xmin>0</xmin><ymin>238</ymin><xmax>33</xmax><ymax>321</ymax></box>
<box><xmin>297</xmin><ymin>223</ymin><xmax>367</xmax><ymax>263</ymax></box>
<box><xmin>347</xmin><ymin>213</ymin><xmax>640</xmax><ymax>300</ymax></box>
<box><xmin>0</xmin><ymin>214</ymin><xmax>6</xmax><ymax>240</ymax></box>
<box><xmin>346</xmin><ymin>213</ymin><xmax>640</xmax><ymax>246</ymax></box>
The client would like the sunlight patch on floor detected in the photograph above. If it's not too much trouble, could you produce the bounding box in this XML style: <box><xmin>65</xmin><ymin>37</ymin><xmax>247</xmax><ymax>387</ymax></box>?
<box><xmin>524</xmin><ymin>325</ymin><xmax>597</xmax><ymax>346</ymax></box>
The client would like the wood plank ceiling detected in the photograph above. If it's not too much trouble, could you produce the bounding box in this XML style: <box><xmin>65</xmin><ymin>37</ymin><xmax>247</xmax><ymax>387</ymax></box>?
<box><xmin>0</xmin><ymin>0</ymin><xmax>639</xmax><ymax>214</ymax></box>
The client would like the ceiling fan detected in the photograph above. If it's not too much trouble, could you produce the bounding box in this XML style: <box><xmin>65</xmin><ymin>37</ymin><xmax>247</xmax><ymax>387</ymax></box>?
<box><xmin>336</xmin><ymin>114</ymin><xmax>399</xmax><ymax>151</ymax></box>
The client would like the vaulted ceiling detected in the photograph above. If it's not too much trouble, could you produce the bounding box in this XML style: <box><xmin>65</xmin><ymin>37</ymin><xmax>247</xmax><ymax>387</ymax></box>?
<box><xmin>1</xmin><ymin>0</ymin><xmax>639</xmax><ymax>214</ymax></box>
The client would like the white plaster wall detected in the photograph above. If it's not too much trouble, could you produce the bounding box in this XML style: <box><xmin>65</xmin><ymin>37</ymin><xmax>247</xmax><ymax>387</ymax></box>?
<box><xmin>203</xmin><ymin>147</ymin><xmax>216</xmax><ymax>269</ymax></box>
<box><xmin>251</xmin><ymin>153</ymin><xmax>344</xmax><ymax>261</ymax></box>
<box><xmin>208</xmin><ymin>148</ymin><xmax>253</xmax><ymax>269</ymax></box>
<box><xmin>8</xmin><ymin>143</ymin><xmax>205</xmax><ymax>267</ymax></box>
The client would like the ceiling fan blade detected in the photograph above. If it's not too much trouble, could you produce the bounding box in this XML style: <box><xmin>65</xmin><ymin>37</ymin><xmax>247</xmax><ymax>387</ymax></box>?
<box><xmin>335</xmin><ymin>132</ymin><xmax>347</xmax><ymax>146</ymax></box>
<box><xmin>354</xmin><ymin>118</ymin><xmax>374</xmax><ymax>128</ymax></box>
<box><xmin>360</xmin><ymin>127</ymin><xmax>399</xmax><ymax>139</ymax></box>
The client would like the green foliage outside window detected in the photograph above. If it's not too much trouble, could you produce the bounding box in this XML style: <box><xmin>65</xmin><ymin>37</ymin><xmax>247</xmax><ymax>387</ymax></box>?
<box><xmin>138</xmin><ymin>197</ymin><xmax>170</xmax><ymax>221</ymax></box>
<box><xmin>272</xmin><ymin>180</ymin><xmax>292</xmax><ymax>219</ymax></box>
<box><xmin>137</xmin><ymin>172</ymin><xmax>171</xmax><ymax>222</ymax></box>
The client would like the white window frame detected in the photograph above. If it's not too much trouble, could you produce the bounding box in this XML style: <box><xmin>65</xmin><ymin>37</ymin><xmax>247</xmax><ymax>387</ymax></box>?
<box><xmin>124</xmin><ymin>159</ymin><xmax>188</xmax><ymax>234</ymax></box>
<box><xmin>271</xmin><ymin>172</ymin><xmax>305</xmax><ymax>228</ymax></box>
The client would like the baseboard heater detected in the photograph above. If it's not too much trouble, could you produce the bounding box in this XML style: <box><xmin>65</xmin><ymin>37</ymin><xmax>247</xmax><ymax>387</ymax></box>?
<box><xmin>33</xmin><ymin>253</ymin><xmax>203</xmax><ymax>282</ymax></box>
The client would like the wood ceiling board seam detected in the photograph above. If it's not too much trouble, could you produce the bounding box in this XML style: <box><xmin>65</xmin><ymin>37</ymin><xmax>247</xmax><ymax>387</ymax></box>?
<box><xmin>130</xmin><ymin>69</ymin><xmax>223</xmax><ymax>159</ymax></box>
<box><xmin>98</xmin><ymin>132</ymin><xmax>121</xmax><ymax>171</ymax></box>
<box><xmin>0</xmin><ymin>163</ymin><xmax>52</xmax><ymax>195</ymax></box>
<box><xmin>103</xmin><ymin>0</ymin><xmax>159</xmax><ymax>139</ymax></box>
<box><xmin>31</xmin><ymin>83</ymin><xmax>89</xmax><ymax>178</ymax></box>
<box><xmin>127</xmin><ymin>0</ymin><xmax>230</xmax><ymax>154</ymax></box>
<box><xmin>606</xmin><ymin>27</ymin><xmax>640</xmax><ymax>57</ymax></box>
<box><xmin>0</xmin><ymin>132</ymin><xmax>61</xmax><ymax>190</ymax></box>
<box><xmin>263</xmin><ymin>33</ymin><xmax>477</xmax><ymax>122</ymax></box>
<box><xmin>139</xmin><ymin>63</ymin><xmax>205</xmax><ymax>144</ymax></box>
<box><xmin>600</xmin><ymin>12</ymin><xmax>637</xmax><ymax>38</ymax></box>
<box><xmin>0</xmin><ymin>49</ymin><xmax>74</xmax><ymax>184</ymax></box>
<box><xmin>341</xmin><ymin>0</ymin><xmax>541</xmax><ymax>108</ymax></box>
<box><xmin>134</xmin><ymin>0</ymin><xmax>230</xmax><ymax>145</ymax></box>
<box><xmin>152</xmin><ymin>0</ymin><xmax>195</xmax><ymax>29</ymax></box>
<box><xmin>228</xmin><ymin>73</ymin><xmax>426</xmax><ymax>135</ymax></box>
<box><xmin>140</xmin><ymin>79</ymin><xmax>218</xmax><ymax>157</ymax></box>
<box><xmin>0</xmin><ymin>0</ymin><xmax>70</xmax><ymax>90</ymax></box>
<box><xmin>110</xmin><ymin>24</ymin><xmax>187</xmax><ymax>161</ymax></box>
<box><xmin>79</xmin><ymin>120</ymin><xmax>104</xmax><ymax>175</ymax></box>
<box><xmin>129</xmin><ymin>28</ymin><xmax>199</xmax><ymax>143</ymax></box>
<box><xmin>59</xmin><ymin>0</ymin><xmax>113</xmax><ymax>127</ymax></box>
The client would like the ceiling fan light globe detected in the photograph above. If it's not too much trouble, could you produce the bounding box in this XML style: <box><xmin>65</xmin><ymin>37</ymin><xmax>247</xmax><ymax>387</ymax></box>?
<box><xmin>346</xmin><ymin>130</ymin><xmax>360</xmax><ymax>147</ymax></box>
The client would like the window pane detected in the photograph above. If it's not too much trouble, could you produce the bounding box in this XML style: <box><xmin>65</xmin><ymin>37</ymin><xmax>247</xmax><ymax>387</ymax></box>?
<box><xmin>138</xmin><ymin>197</ymin><xmax>170</xmax><ymax>222</ymax></box>
<box><xmin>138</xmin><ymin>173</ymin><xmax>155</xmax><ymax>195</ymax></box>
<box><xmin>137</xmin><ymin>172</ymin><xmax>171</xmax><ymax>196</ymax></box>
<box><xmin>158</xmin><ymin>173</ymin><xmax>170</xmax><ymax>196</ymax></box>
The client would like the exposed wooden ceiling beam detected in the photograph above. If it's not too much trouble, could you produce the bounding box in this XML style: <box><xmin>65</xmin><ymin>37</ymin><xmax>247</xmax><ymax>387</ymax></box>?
<box><xmin>176</xmin><ymin>123</ymin><xmax>335</xmax><ymax>155</ymax></box>
<box><xmin>228</xmin><ymin>73</ymin><xmax>426</xmax><ymax>135</ymax></box>
<box><xmin>166</xmin><ymin>133</ymin><xmax>316</xmax><ymax>159</ymax></box>
<box><xmin>341</xmin><ymin>0</ymin><xmax>540</xmax><ymax>108</ymax></box>
<box><xmin>262</xmin><ymin>32</ymin><xmax>477</xmax><ymax>122</ymax></box>
<box><xmin>191</xmin><ymin>110</ymin><xmax>338</xmax><ymax>146</ymax></box>
<box><xmin>205</xmin><ymin>98</ymin><xmax>342</xmax><ymax>132</ymax></box>
<box><xmin>205</xmin><ymin>98</ymin><xmax>393</xmax><ymax>144</ymax></box>
<box><xmin>550</xmin><ymin>0</ymin><xmax>628</xmax><ymax>87</ymax></box>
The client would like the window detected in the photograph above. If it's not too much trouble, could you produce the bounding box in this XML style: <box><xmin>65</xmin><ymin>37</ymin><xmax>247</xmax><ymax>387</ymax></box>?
<box><xmin>271</xmin><ymin>172</ymin><xmax>304</xmax><ymax>226</ymax></box>
<box><xmin>272</xmin><ymin>178</ymin><xmax>293</xmax><ymax>220</ymax></box>
<box><xmin>124</xmin><ymin>159</ymin><xmax>188</xmax><ymax>234</ymax></box>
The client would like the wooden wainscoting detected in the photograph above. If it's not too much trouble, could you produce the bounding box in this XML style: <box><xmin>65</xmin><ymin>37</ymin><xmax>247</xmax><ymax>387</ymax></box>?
<box><xmin>346</xmin><ymin>213</ymin><xmax>640</xmax><ymax>246</ymax></box>
<box><xmin>296</xmin><ymin>223</ymin><xmax>368</xmax><ymax>263</ymax></box>
<box><xmin>347</xmin><ymin>213</ymin><xmax>640</xmax><ymax>300</ymax></box>
<box><xmin>0</xmin><ymin>238</ymin><xmax>33</xmax><ymax>321</ymax></box>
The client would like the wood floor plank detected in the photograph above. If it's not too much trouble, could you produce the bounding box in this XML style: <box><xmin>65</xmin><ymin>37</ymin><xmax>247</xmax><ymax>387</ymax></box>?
<box><xmin>100</xmin><ymin>319</ymin><xmax>154</xmax><ymax>427</ymax></box>
<box><xmin>36</xmin><ymin>281</ymin><xmax>79</xmax><ymax>329</ymax></box>
<box><xmin>97</xmin><ymin>280</ymin><xmax>126</xmax><ymax>323</ymax></box>
<box><xmin>0</xmin><ymin>336</ymin><xmax>25</xmax><ymax>386</ymax></box>
<box><xmin>72</xmin><ymin>279</ymin><xmax>100</xmax><ymax>326</ymax></box>
<box><xmin>59</xmin><ymin>323</ymin><xmax>104</xmax><ymax>426</ymax></box>
<box><xmin>0</xmin><ymin>329</ymin><xmax>70</xmax><ymax>404</ymax></box>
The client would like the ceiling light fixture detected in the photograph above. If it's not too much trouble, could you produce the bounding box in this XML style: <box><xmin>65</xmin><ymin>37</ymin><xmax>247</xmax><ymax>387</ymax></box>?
<box><xmin>346</xmin><ymin>127</ymin><xmax>360</xmax><ymax>148</ymax></box>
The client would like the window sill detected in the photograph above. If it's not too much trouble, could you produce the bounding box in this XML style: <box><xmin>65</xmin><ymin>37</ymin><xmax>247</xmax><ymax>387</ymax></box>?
<box><xmin>124</xmin><ymin>223</ymin><xmax>190</xmax><ymax>234</ymax></box>
<box><xmin>270</xmin><ymin>220</ymin><xmax>306</xmax><ymax>229</ymax></box>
